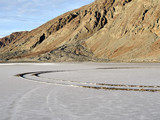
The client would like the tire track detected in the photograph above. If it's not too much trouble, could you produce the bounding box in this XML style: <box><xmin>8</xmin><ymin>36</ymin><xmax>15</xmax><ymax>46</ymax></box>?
<box><xmin>7</xmin><ymin>86</ymin><xmax>44</xmax><ymax>120</ymax></box>
<box><xmin>16</xmin><ymin>70</ymin><xmax>160</xmax><ymax>92</ymax></box>
<box><xmin>46</xmin><ymin>89</ymin><xmax>54</xmax><ymax>114</ymax></box>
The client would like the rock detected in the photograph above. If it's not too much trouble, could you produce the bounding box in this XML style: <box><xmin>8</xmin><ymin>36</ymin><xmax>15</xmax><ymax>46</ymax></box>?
<box><xmin>0</xmin><ymin>0</ymin><xmax>160</xmax><ymax>62</ymax></box>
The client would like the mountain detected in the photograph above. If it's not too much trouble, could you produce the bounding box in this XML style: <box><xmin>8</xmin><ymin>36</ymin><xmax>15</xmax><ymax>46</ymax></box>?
<box><xmin>0</xmin><ymin>0</ymin><xmax>160</xmax><ymax>62</ymax></box>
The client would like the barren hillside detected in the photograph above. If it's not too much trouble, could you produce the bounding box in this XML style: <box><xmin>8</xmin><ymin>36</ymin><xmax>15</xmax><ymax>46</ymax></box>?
<box><xmin>0</xmin><ymin>0</ymin><xmax>160</xmax><ymax>62</ymax></box>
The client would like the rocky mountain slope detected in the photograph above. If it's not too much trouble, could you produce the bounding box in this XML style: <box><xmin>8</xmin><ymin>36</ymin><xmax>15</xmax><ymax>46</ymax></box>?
<box><xmin>0</xmin><ymin>0</ymin><xmax>160</xmax><ymax>62</ymax></box>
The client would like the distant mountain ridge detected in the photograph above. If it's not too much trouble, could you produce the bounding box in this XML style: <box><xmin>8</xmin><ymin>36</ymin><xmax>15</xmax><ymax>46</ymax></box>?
<box><xmin>0</xmin><ymin>0</ymin><xmax>160</xmax><ymax>62</ymax></box>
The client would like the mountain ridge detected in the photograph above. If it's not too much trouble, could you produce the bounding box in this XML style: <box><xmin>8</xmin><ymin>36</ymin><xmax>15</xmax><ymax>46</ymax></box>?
<box><xmin>0</xmin><ymin>0</ymin><xmax>160</xmax><ymax>62</ymax></box>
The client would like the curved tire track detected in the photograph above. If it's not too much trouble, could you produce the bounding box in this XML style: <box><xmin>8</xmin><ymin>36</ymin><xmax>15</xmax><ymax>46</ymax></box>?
<box><xmin>16</xmin><ymin>70</ymin><xmax>160</xmax><ymax>92</ymax></box>
<box><xmin>6</xmin><ymin>86</ymin><xmax>44</xmax><ymax>120</ymax></box>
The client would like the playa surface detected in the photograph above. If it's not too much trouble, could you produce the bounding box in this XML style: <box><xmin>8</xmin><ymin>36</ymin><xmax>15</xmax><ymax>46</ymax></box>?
<box><xmin>0</xmin><ymin>63</ymin><xmax>160</xmax><ymax>120</ymax></box>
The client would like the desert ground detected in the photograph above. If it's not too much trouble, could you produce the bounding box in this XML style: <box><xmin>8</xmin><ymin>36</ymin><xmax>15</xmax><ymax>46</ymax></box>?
<box><xmin>0</xmin><ymin>63</ymin><xmax>160</xmax><ymax>120</ymax></box>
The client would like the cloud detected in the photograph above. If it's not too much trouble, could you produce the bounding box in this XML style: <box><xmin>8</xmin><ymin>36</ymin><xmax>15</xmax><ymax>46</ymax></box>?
<box><xmin>0</xmin><ymin>15</ymin><xmax>44</xmax><ymax>22</ymax></box>
<box><xmin>0</xmin><ymin>0</ymin><xmax>94</xmax><ymax>23</ymax></box>
<box><xmin>0</xmin><ymin>0</ymin><xmax>94</xmax><ymax>37</ymax></box>
<box><xmin>1</xmin><ymin>0</ymin><xmax>94</xmax><ymax>15</ymax></box>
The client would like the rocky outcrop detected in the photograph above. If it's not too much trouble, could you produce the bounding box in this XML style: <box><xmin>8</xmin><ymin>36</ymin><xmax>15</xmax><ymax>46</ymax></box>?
<box><xmin>0</xmin><ymin>0</ymin><xmax>160</xmax><ymax>62</ymax></box>
<box><xmin>0</xmin><ymin>31</ymin><xmax>28</xmax><ymax>48</ymax></box>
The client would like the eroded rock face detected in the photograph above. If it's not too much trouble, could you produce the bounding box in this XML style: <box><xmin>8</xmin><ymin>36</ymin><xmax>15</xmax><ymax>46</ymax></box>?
<box><xmin>0</xmin><ymin>31</ymin><xmax>28</xmax><ymax>48</ymax></box>
<box><xmin>0</xmin><ymin>0</ymin><xmax>160</xmax><ymax>62</ymax></box>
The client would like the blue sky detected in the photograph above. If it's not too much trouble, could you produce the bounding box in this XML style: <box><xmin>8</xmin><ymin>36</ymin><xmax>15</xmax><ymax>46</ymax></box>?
<box><xmin>0</xmin><ymin>0</ymin><xmax>94</xmax><ymax>37</ymax></box>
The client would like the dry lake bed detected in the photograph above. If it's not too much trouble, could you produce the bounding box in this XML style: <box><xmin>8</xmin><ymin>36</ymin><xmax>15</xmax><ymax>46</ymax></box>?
<box><xmin>0</xmin><ymin>63</ymin><xmax>160</xmax><ymax>120</ymax></box>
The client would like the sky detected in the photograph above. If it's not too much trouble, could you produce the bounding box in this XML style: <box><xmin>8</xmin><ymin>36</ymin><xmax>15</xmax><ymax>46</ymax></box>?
<box><xmin>0</xmin><ymin>0</ymin><xmax>94</xmax><ymax>38</ymax></box>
